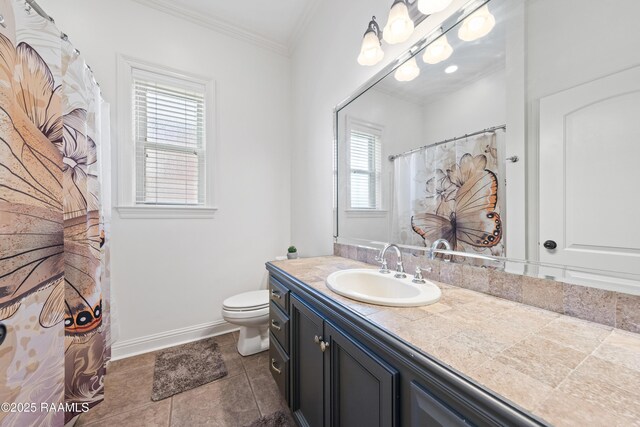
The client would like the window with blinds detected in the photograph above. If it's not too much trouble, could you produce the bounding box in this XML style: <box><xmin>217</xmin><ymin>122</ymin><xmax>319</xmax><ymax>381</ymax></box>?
<box><xmin>133</xmin><ymin>70</ymin><xmax>206</xmax><ymax>206</ymax></box>
<box><xmin>349</xmin><ymin>128</ymin><xmax>382</xmax><ymax>210</ymax></box>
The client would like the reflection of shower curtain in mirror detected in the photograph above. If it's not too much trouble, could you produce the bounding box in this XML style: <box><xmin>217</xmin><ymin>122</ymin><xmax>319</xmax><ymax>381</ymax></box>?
<box><xmin>391</xmin><ymin>133</ymin><xmax>505</xmax><ymax>258</ymax></box>
<box><xmin>0</xmin><ymin>1</ymin><xmax>111</xmax><ymax>425</ymax></box>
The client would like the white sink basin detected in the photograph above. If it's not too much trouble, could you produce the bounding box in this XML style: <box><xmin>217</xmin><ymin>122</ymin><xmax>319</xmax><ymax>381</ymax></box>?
<box><xmin>326</xmin><ymin>269</ymin><xmax>441</xmax><ymax>307</ymax></box>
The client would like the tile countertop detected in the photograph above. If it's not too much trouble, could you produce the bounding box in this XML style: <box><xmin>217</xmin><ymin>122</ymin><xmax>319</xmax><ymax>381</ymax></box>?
<box><xmin>269</xmin><ymin>256</ymin><xmax>640</xmax><ymax>427</ymax></box>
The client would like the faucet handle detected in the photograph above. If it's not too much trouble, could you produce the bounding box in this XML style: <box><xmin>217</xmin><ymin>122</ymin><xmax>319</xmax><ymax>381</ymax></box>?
<box><xmin>412</xmin><ymin>266</ymin><xmax>431</xmax><ymax>284</ymax></box>
<box><xmin>378</xmin><ymin>259</ymin><xmax>390</xmax><ymax>274</ymax></box>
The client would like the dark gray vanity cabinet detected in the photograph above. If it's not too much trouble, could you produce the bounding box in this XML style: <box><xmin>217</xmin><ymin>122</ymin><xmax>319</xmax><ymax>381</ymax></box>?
<box><xmin>269</xmin><ymin>276</ymin><xmax>291</xmax><ymax>403</ymax></box>
<box><xmin>290</xmin><ymin>295</ymin><xmax>398</xmax><ymax>427</ymax></box>
<box><xmin>324</xmin><ymin>321</ymin><xmax>398</xmax><ymax>427</ymax></box>
<box><xmin>290</xmin><ymin>295</ymin><xmax>326</xmax><ymax>426</ymax></box>
<box><xmin>267</xmin><ymin>265</ymin><xmax>548</xmax><ymax>427</ymax></box>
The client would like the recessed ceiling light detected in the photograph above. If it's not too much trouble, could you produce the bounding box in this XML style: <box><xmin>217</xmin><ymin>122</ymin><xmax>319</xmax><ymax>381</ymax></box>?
<box><xmin>445</xmin><ymin>65</ymin><xmax>458</xmax><ymax>74</ymax></box>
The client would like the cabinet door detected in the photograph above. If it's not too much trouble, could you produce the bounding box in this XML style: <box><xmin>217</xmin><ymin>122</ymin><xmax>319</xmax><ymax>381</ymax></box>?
<box><xmin>325</xmin><ymin>322</ymin><xmax>398</xmax><ymax>427</ymax></box>
<box><xmin>290</xmin><ymin>295</ymin><xmax>325</xmax><ymax>427</ymax></box>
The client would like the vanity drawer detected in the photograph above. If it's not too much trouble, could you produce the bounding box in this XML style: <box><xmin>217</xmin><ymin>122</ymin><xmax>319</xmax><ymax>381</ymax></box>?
<box><xmin>269</xmin><ymin>301</ymin><xmax>289</xmax><ymax>353</ymax></box>
<box><xmin>269</xmin><ymin>332</ymin><xmax>289</xmax><ymax>403</ymax></box>
<box><xmin>269</xmin><ymin>276</ymin><xmax>289</xmax><ymax>314</ymax></box>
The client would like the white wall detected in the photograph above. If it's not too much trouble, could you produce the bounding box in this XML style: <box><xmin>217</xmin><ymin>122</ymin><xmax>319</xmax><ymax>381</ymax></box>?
<box><xmin>422</xmin><ymin>67</ymin><xmax>506</xmax><ymax>143</ymax></box>
<box><xmin>337</xmin><ymin>89</ymin><xmax>423</xmax><ymax>242</ymax></box>
<box><xmin>40</xmin><ymin>0</ymin><xmax>292</xmax><ymax>357</ymax></box>
<box><xmin>290</xmin><ymin>0</ymin><xmax>472</xmax><ymax>257</ymax></box>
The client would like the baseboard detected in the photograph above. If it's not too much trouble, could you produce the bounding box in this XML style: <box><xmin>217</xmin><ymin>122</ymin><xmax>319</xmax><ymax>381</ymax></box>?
<box><xmin>110</xmin><ymin>319</ymin><xmax>239</xmax><ymax>360</ymax></box>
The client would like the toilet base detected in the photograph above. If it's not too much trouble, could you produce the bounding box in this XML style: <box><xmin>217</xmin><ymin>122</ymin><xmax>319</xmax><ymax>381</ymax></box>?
<box><xmin>237</xmin><ymin>325</ymin><xmax>269</xmax><ymax>356</ymax></box>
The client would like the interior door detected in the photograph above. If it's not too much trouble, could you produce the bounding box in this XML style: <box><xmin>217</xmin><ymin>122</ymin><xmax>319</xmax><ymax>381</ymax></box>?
<box><xmin>290</xmin><ymin>295</ymin><xmax>325</xmax><ymax>427</ymax></box>
<box><xmin>539</xmin><ymin>66</ymin><xmax>640</xmax><ymax>282</ymax></box>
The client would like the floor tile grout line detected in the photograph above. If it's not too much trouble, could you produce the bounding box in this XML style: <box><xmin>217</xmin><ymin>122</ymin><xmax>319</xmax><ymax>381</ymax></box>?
<box><xmin>241</xmin><ymin>356</ymin><xmax>265</xmax><ymax>416</ymax></box>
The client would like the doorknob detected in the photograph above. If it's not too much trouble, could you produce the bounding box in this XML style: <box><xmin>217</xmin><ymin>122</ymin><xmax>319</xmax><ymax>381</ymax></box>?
<box><xmin>543</xmin><ymin>240</ymin><xmax>557</xmax><ymax>250</ymax></box>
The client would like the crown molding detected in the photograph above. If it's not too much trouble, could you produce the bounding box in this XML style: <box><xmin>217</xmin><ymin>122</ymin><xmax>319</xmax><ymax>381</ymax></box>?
<box><xmin>131</xmin><ymin>0</ymin><xmax>290</xmax><ymax>56</ymax></box>
<box><xmin>288</xmin><ymin>0</ymin><xmax>322</xmax><ymax>55</ymax></box>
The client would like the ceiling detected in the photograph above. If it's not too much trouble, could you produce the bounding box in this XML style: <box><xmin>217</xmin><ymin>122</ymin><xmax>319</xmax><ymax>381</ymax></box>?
<box><xmin>132</xmin><ymin>0</ymin><xmax>318</xmax><ymax>55</ymax></box>
<box><xmin>375</xmin><ymin>0</ymin><xmax>508</xmax><ymax>106</ymax></box>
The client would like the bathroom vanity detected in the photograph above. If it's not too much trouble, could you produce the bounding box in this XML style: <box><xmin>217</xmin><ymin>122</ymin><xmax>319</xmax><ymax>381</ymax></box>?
<box><xmin>267</xmin><ymin>257</ymin><xmax>549</xmax><ymax>427</ymax></box>
<box><xmin>266</xmin><ymin>256</ymin><xmax>640</xmax><ymax>426</ymax></box>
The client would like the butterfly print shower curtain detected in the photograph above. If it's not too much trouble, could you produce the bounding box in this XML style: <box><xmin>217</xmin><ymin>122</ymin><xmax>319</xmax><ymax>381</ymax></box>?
<box><xmin>0</xmin><ymin>1</ymin><xmax>111</xmax><ymax>425</ymax></box>
<box><xmin>391</xmin><ymin>133</ymin><xmax>505</xmax><ymax>260</ymax></box>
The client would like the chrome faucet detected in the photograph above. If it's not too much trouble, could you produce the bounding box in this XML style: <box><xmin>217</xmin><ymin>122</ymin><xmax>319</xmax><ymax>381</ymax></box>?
<box><xmin>376</xmin><ymin>244</ymin><xmax>406</xmax><ymax>278</ymax></box>
<box><xmin>428</xmin><ymin>238</ymin><xmax>452</xmax><ymax>261</ymax></box>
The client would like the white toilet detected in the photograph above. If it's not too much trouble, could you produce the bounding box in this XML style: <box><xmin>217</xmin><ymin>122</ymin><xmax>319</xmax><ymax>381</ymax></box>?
<box><xmin>222</xmin><ymin>290</ymin><xmax>270</xmax><ymax>356</ymax></box>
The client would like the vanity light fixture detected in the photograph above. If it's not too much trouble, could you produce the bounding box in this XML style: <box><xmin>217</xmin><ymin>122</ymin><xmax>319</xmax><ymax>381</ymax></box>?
<box><xmin>358</xmin><ymin>16</ymin><xmax>385</xmax><ymax>66</ymax></box>
<box><xmin>394</xmin><ymin>57</ymin><xmax>420</xmax><ymax>82</ymax></box>
<box><xmin>422</xmin><ymin>33</ymin><xmax>453</xmax><ymax>64</ymax></box>
<box><xmin>383</xmin><ymin>0</ymin><xmax>415</xmax><ymax>45</ymax></box>
<box><xmin>458</xmin><ymin>4</ymin><xmax>496</xmax><ymax>41</ymax></box>
<box><xmin>444</xmin><ymin>64</ymin><xmax>458</xmax><ymax>73</ymax></box>
<box><xmin>417</xmin><ymin>0</ymin><xmax>454</xmax><ymax>15</ymax></box>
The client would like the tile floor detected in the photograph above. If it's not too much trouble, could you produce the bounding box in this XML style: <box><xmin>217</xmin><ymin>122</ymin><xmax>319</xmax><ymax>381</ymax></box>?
<box><xmin>75</xmin><ymin>332</ymin><xmax>293</xmax><ymax>426</ymax></box>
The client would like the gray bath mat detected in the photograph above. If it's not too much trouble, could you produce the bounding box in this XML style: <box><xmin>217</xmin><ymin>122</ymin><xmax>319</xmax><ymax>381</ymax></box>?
<box><xmin>151</xmin><ymin>337</ymin><xmax>227</xmax><ymax>401</ymax></box>
<box><xmin>244</xmin><ymin>410</ymin><xmax>292</xmax><ymax>427</ymax></box>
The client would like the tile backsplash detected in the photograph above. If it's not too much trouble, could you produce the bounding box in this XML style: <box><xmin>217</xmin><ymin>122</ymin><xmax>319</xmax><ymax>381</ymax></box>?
<box><xmin>334</xmin><ymin>243</ymin><xmax>640</xmax><ymax>334</ymax></box>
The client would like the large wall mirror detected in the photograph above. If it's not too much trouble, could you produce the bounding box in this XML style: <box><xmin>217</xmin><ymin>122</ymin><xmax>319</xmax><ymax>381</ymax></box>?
<box><xmin>335</xmin><ymin>0</ymin><xmax>640</xmax><ymax>293</ymax></box>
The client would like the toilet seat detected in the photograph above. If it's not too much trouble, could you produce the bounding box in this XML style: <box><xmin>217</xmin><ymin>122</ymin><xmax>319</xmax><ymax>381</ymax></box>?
<box><xmin>222</xmin><ymin>305</ymin><xmax>269</xmax><ymax>320</ymax></box>
<box><xmin>222</xmin><ymin>290</ymin><xmax>269</xmax><ymax>317</ymax></box>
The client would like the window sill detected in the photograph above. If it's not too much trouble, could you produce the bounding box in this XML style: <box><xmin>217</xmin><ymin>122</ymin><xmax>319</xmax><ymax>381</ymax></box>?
<box><xmin>344</xmin><ymin>209</ymin><xmax>388</xmax><ymax>218</ymax></box>
<box><xmin>116</xmin><ymin>205</ymin><xmax>218</xmax><ymax>219</ymax></box>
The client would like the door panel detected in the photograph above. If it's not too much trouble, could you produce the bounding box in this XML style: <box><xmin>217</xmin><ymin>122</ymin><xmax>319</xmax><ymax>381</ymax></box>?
<box><xmin>325</xmin><ymin>322</ymin><xmax>398</xmax><ymax>427</ymax></box>
<box><xmin>290</xmin><ymin>295</ymin><xmax>325</xmax><ymax>427</ymax></box>
<box><xmin>539</xmin><ymin>66</ymin><xmax>640</xmax><ymax>281</ymax></box>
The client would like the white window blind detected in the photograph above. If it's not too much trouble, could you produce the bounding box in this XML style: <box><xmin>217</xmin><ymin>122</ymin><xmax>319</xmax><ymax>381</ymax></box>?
<box><xmin>349</xmin><ymin>129</ymin><xmax>382</xmax><ymax>209</ymax></box>
<box><xmin>133</xmin><ymin>71</ymin><xmax>206</xmax><ymax>206</ymax></box>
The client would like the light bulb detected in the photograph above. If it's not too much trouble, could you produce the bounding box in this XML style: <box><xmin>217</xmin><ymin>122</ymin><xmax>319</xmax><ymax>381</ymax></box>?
<box><xmin>417</xmin><ymin>0</ymin><xmax>454</xmax><ymax>15</ymax></box>
<box><xmin>458</xmin><ymin>5</ymin><xmax>495</xmax><ymax>41</ymax></box>
<box><xmin>394</xmin><ymin>57</ymin><xmax>420</xmax><ymax>82</ymax></box>
<box><xmin>383</xmin><ymin>1</ymin><xmax>415</xmax><ymax>45</ymax></box>
<box><xmin>422</xmin><ymin>34</ymin><xmax>453</xmax><ymax>64</ymax></box>
<box><xmin>444</xmin><ymin>64</ymin><xmax>458</xmax><ymax>74</ymax></box>
<box><xmin>358</xmin><ymin>31</ymin><xmax>384</xmax><ymax>66</ymax></box>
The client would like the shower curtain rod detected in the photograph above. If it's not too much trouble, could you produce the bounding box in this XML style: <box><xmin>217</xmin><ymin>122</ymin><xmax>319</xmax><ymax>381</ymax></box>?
<box><xmin>23</xmin><ymin>0</ymin><xmax>101</xmax><ymax>89</ymax></box>
<box><xmin>388</xmin><ymin>124</ymin><xmax>507</xmax><ymax>161</ymax></box>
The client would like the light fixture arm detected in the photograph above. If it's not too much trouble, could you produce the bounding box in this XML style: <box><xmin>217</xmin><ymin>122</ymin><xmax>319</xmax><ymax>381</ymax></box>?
<box><xmin>364</xmin><ymin>16</ymin><xmax>382</xmax><ymax>41</ymax></box>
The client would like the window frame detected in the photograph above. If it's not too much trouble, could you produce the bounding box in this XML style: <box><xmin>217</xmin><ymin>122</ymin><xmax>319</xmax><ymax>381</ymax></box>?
<box><xmin>345</xmin><ymin>117</ymin><xmax>385</xmax><ymax>213</ymax></box>
<box><xmin>116</xmin><ymin>55</ymin><xmax>217</xmax><ymax>219</ymax></box>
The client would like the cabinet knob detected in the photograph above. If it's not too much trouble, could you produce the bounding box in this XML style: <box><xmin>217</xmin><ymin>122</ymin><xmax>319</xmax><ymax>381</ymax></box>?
<box><xmin>320</xmin><ymin>340</ymin><xmax>330</xmax><ymax>352</ymax></box>
<box><xmin>314</xmin><ymin>335</ymin><xmax>322</xmax><ymax>344</ymax></box>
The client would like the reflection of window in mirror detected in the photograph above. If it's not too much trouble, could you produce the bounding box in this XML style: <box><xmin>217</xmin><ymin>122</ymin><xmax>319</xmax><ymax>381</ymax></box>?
<box><xmin>348</xmin><ymin>123</ymin><xmax>382</xmax><ymax>211</ymax></box>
